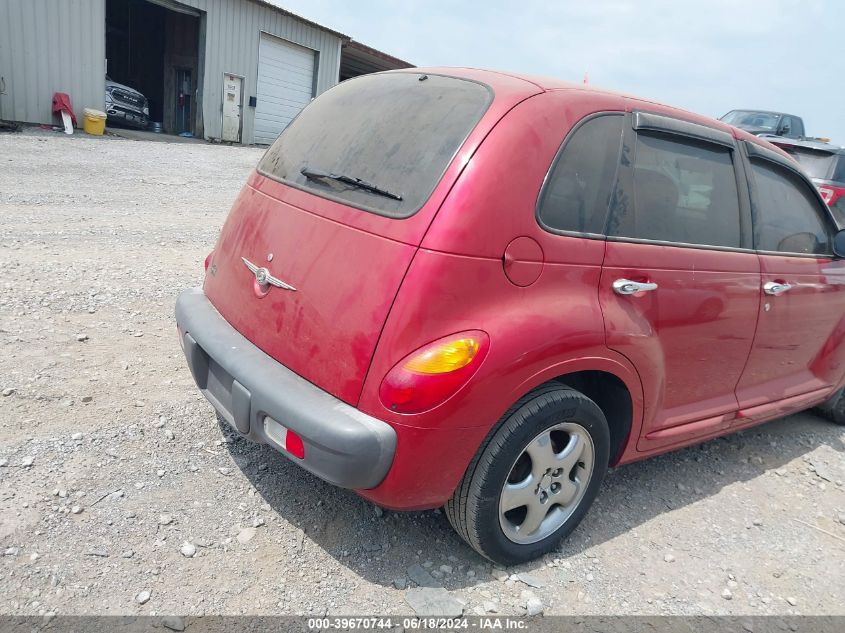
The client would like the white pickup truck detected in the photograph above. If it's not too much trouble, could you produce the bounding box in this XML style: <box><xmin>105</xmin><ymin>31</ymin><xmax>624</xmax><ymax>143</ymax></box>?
<box><xmin>105</xmin><ymin>77</ymin><xmax>149</xmax><ymax>129</ymax></box>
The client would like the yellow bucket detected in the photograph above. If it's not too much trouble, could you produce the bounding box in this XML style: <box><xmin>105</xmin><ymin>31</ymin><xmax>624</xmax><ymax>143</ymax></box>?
<box><xmin>83</xmin><ymin>108</ymin><xmax>107</xmax><ymax>136</ymax></box>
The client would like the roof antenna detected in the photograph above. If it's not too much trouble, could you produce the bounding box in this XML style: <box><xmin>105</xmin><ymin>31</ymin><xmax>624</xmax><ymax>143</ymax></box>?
<box><xmin>583</xmin><ymin>72</ymin><xmax>589</xmax><ymax>85</ymax></box>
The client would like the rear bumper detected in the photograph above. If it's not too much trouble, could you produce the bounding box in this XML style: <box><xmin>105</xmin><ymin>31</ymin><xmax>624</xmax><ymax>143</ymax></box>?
<box><xmin>174</xmin><ymin>288</ymin><xmax>396</xmax><ymax>489</ymax></box>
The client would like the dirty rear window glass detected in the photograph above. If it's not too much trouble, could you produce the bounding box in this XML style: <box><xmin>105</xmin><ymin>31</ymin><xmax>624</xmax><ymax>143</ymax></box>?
<box><xmin>257</xmin><ymin>73</ymin><xmax>492</xmax><ymax>218</ymax></box>
<box><xmin>784</xmin><ymin>147</ymin><xmax>837</xmax><ymax>180</ymax></box>
<box><xmin>834</xmin><ymin>155</ymin><xmax>845</xmax><ymax>184</ymax></box>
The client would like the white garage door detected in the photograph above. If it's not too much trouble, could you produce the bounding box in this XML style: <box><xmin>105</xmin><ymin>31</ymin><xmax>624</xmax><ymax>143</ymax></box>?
<box><xmin>254</xmin><ymin>34</ymin><xmax>316</xmax><ymax>145</ymax></box>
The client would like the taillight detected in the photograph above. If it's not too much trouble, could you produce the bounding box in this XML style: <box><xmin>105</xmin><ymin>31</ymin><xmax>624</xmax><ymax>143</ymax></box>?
<box><xmin>819</xmin><ymin>186</ymin><xmax>834</xmax><ymax>204</ymax></box>
<box><xmin>819</xmin><ymin>186</ymin><xmax>845</xmax><ymax>208</ymax></box>
<box><xmin>379</xmin><ymin>331</ymin><xmax>490</xmax><ymax>414</ymax></box>
<box><xmin>204</xmin><ymin>251</ymin><xmax>214</xmax><ymax>272</ymax></box>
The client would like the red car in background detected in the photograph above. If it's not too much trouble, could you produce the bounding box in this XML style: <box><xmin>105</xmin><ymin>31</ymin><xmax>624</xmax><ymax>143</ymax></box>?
<box><xmin>176</xmin><ymin>68</ymin><xmax>845</xmax><ymax>564</ymax></box>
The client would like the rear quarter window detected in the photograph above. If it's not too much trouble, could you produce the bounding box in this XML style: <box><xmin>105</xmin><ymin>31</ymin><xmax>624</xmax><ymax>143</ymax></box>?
<box><xmin>257</xmin><ymin>73</ymin><xmax>492</xmax><ymax>218</ymax></box>
<box><xmin>537</xmin><ymin>114</ymin><xmax>624</xmax><ymax>235</ymax></box>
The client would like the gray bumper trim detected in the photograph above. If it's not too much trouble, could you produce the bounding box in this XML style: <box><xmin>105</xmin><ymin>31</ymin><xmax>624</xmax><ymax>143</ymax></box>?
<box><xmin>175</xmin><ymin>288</ymin><xmax>396</xmax><ymax>489</ymax></box>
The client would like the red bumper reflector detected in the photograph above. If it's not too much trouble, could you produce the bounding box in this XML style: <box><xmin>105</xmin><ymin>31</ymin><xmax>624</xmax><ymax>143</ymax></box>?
<box><xmin>285</xmin><ymin>430</ymin><xmax>305</xmax><ymax>460</ymax></box>
<box><xmin>263</xmin><ymin>417</ymin><xmax>305</xmax><ymax>459</ymax></box>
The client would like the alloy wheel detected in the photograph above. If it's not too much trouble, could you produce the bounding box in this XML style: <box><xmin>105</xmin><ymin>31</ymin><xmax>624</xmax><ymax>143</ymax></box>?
<box><xmin>498</xmin><ymin>422</ymin><xmax>595</xmax><ymax>544</ymax></box>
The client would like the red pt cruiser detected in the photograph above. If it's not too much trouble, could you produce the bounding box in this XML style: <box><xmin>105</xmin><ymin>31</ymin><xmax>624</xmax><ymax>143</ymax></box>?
<box><xmin>176</xmin><ymin>68</ymin><xmax>845</xmax><ymax>564</ymax></box>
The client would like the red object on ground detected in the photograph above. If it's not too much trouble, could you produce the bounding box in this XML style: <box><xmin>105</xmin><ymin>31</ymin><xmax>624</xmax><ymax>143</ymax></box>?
<box><xmin>51</xmin><ymin>93</ymin><xmax>77</xmax><ymax>127</ymax></box>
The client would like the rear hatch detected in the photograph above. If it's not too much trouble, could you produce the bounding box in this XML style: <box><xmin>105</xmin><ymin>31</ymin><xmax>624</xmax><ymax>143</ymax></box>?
<box><xmin>202</xmin><ymin>72</ymin><xmax>494</xmax><ymax>404</ymax></box>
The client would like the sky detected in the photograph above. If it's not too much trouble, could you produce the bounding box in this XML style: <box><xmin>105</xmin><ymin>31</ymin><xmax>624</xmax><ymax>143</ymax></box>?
<box><xmin>277</xmin><ymin>0</ymin><xmax>845</xmax><ymax>146</ymax></box>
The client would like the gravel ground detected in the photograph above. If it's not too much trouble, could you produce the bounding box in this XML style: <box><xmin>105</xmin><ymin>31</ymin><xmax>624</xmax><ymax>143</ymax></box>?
<box><xmin>1</xmin><ymin>129</ymin><xmax>844</xmax><ymax>618</ymax></box>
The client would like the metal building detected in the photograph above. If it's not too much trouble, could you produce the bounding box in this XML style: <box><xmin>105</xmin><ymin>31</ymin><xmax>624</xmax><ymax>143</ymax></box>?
<box><xmin>0</xmin><ymin>0</ymin><xmax>412</xmax><ymax>145</ymax></box>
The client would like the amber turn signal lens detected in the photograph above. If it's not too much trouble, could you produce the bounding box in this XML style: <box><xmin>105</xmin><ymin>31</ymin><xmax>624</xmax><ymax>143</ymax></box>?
<box><xmin>403</xmin><ymin>337</ymin><xmax>481</xmax><ymax>374</ymax></box>
<box><xmin>379</xmin><ymin>331</ymin><xmax>489</xmax><ymax>414</ymax></box>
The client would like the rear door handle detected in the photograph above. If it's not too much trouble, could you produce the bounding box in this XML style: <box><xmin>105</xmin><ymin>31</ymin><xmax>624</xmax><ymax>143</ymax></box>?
<box><xmin>613</xmin><ymin>279</ymin><xmax>658</xmax><ymax>295</ymax></box>
<box><xmin>763</xmin><ymin>281</ymin><xmax>793</xmax><ymax>296</ymax></box>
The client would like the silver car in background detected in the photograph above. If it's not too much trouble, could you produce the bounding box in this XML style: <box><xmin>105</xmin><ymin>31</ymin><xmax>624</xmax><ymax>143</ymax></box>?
<box><xmin>105</xmin><ymin>77</ymin><xmax>149</xmax><ymax>129</ymax></box>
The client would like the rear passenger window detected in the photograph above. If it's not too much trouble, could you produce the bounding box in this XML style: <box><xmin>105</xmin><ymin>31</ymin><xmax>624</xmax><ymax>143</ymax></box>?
<box><xmin>609</xmin><ymin>133</ymin><xmax>741</xmax><ymax>247</ymax></box>
<box><xmin>537</xmin><ymin>114</ymin><xmax>623</xmax><ymax>234</ymax></box>
<box><xmin>750</xmin><ymin>159</ymin><xmax>833</xmax><ymax>255</ymax></box>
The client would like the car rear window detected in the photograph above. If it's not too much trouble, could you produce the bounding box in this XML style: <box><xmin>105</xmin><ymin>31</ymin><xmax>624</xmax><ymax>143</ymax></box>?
<box><xmin>833</xmin><ymin>155</ymin><xmax>845</xmax><ymax>184</ymax></box>
<box><xmin>257</xmin><ymin>73</ymin><xmax>492</xmax><ymax>218</ymax></box>
<box><xmin>721</xmin><ymin>110</ymin><xmax>780</xmax><ymax>131</ymax></box>
<box><xmin>782</xmin><ymin>147</ymin><xmax>838</xmax><ymax>180</ymax></box>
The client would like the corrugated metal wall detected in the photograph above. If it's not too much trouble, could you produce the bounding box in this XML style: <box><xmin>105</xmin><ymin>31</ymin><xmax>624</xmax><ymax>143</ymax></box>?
<box><xmin>0</xmin><ymin>0</ymin><xmax>107</xmax><ymax>128</ymax></box>
<box><xmin>177</xmin><ymin>0</ymin><xmax>342</xmax><ymax>144</ymax></box>
<box><xmin>0</xmin><ymin>0</ymin><xmax>343</xmax><ymax>145</ymax></box>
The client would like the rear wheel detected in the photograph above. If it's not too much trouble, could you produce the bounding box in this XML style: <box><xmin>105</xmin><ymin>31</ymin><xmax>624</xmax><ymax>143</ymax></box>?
<box><xmin>814</xmin><ymin>387</ymin><xmax>845</xmax><ymax>425</ymax></box>
<box><xmin>445</xmin><ymin>385</ymin><xmax>610</xmax><ymax>565</ymax></box>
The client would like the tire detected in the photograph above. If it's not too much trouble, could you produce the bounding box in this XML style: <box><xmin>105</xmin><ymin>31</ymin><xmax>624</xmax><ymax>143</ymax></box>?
<box><xmin>814</xmin><ymin>387</ymin><xmax>845</xmax><ymax>425</ymax></box>
<box><xmin>445</xmin><ymin>385</ymin><xmax>610</xmax><ymax>565</ymax></box>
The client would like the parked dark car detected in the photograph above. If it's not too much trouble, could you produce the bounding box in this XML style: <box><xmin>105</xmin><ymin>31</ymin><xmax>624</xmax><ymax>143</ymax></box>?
<box><xmin>769</xmin><ymin>138</ymin><xmax>845</xmax><ymax>224</ymax></box>
<box><xmin>719</xmin><ymin>109</ymin><xmax>805</xmax><ymax>139</ymax></box>
<box><xmin>176</xmin><ymin>68</ymin><xmax>845</xmax><ymax>565</ymax></box>
<box><xmin>105</xmin><ymin>77</ymin><xmax>149</xmax><ymax>129</ymax></box>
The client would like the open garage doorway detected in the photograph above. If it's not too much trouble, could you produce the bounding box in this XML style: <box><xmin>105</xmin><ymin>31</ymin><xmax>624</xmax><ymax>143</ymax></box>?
<box><xmin>105</xmin><ymin>0</ymin><xmax>204</xmax><ymax>138</ymax></box>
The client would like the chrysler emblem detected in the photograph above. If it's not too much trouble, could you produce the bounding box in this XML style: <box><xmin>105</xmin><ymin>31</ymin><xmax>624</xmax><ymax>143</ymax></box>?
<box><xmin>241</xmin><ymin>257</ymin><xmax>296</xmax><ymax>292</ymax></box>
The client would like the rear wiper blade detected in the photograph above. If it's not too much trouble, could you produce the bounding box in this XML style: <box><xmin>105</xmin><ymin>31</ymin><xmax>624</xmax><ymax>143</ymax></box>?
<box><xmin>300</xmin><ymin>167</ymin><xmax>403</xmax><ymax>201</ymax></box>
